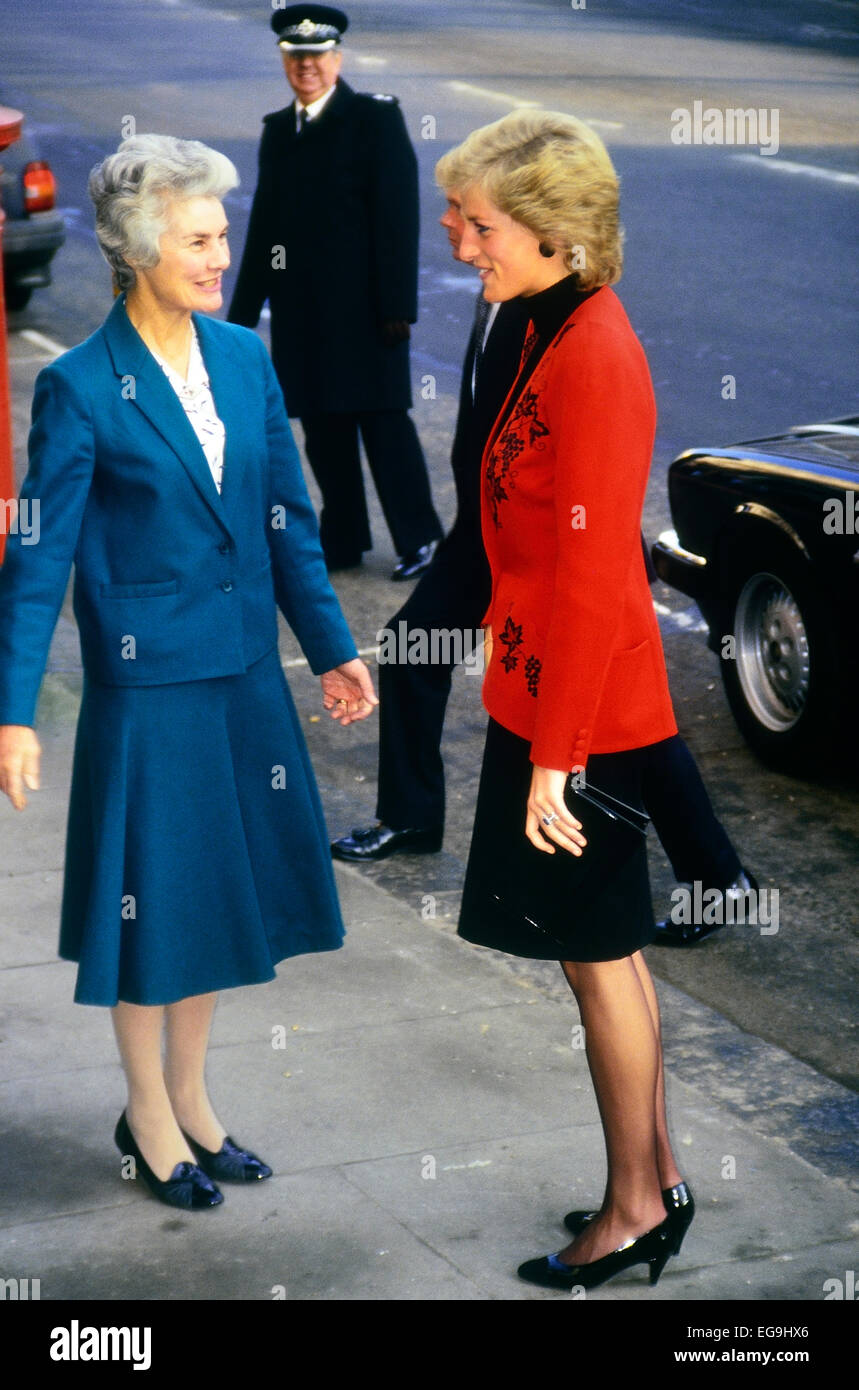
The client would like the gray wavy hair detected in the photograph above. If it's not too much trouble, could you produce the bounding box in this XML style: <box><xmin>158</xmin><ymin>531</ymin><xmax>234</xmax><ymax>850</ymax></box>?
<box><xmin>88</xmin><ymin>134</ymin><xmax>239</xmax><ymax>292</ymax></box>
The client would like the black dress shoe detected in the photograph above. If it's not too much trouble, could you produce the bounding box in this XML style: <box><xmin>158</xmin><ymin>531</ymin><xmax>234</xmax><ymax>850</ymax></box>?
<box><xmin>564</xmin><ymin>1181</ymin><xmax>695</xmax><ymax>1256</ymax></box>
<box><xmin>652</xmin><ymin>871</ymin><xmax>758</xmax><ymax>947</ymax></box>
<box><xmin>114</xmin><ymin>1112</ymin><xmax>223</xmax><ymax>1210</ymax></box>
<box><xmin>518</xmin><ymin>1217</ymin><xmax>674</xmax><ymax>1292</ymax></box>
<box><xmin>391</xmin><ymin>541</ymin><xmax>437</xmax><ymax>581</ymax></box>
<box><xmin>182</xmin><ymin>1132</ymin><xmax>272</xmax><ymax>1183</ymax></box>
<box><xmin>331</xmin><ymin>822</ymin><xmax>443</xmax><ymax>862</ymax></box>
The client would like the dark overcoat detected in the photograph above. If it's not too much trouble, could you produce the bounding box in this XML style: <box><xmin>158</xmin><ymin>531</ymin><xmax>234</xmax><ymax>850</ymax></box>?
<box><xmin>228</xmin><ymin>80</ymin><xmax>419</xmax><ymax>417</ymax></box>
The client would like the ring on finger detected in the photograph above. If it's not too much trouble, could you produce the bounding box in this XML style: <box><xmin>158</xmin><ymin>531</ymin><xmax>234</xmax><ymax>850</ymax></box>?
<box><xmin>542</xmin><ymin>811</ymin><xmax>558</xmax><ymax>826</ymax></box>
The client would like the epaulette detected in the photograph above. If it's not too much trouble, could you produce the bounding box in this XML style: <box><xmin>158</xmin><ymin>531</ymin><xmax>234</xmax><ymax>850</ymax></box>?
<box><xmin>370</xmin><ymin>93</ymin><xmax>398</xmax><ymax>104</ymax></box>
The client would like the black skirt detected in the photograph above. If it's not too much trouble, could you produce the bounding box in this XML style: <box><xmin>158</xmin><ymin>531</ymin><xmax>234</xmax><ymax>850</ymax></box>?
<box><xmin>458</xmin><ymin>719</ymin><xmax>656</xmax><ymax>962</ymax></box>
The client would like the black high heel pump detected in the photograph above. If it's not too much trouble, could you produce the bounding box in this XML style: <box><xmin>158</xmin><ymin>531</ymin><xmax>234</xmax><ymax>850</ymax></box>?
<box><xmin>115</xmin><ymin>1112</ymin><xmax>224</xmax><ymax>1210</ymax></box>
<box><xmin>518</xmin><ymin>1216</ymin><xmax>674</xmax><ymax>1292</ymax></box>
<box><xmin>564</xmin><ymin>1181</ymin><xmax>695</xmax><ymax>1256</ymax></box>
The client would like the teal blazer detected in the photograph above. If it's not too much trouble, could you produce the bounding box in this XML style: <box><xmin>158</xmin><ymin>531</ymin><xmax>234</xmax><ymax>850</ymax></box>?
<box><xmin>0</xmin><ymin>295</ymin><xmax>357</xmax><ymax>727</ymax></box>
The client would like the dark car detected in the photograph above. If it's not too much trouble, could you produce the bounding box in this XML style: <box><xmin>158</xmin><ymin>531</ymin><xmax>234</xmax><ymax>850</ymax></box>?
<box><xmin>653</xmin><ymin>419</ymin><xmax>859</xmax><ymax>771</ymax></box>
<box><xmin>0</xmin><ymin>122</ymin><xmax>65</xmax><ymax>311</ymax></box>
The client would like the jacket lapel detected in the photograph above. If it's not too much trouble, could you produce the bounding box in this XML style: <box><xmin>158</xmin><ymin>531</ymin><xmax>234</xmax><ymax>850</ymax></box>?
<box><xmin>305</xmin><ymin>80</ymin><xmax>353</xmax><ymax>133</ymax></box>
<box><xmin>194</xmin><ymin>313</ymin><xmax>246</xmax><ymax>529</ymax></box>
<box><xmin>483</xmin><ymin>287</ymin><xmax>594</xmax><ymax>462</ymax></box>
<box><xmin>102</xmin><ymin>295</ymin><xmax>230</xmax><ymax>531</ymax></box>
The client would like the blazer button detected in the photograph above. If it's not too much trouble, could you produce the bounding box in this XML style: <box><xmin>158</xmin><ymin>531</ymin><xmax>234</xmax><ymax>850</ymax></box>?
<box><xmin>220</xmin><ymin>580</ymin><xmax>234</xmax><ymax>593</ymax></box>
<box><xmin>218</xmin><ymin>542</ymin><xmax>231</xmax><ymax>555</ymax></box>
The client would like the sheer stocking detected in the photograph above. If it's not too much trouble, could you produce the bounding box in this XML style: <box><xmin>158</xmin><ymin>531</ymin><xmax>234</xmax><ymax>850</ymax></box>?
<box><xmin>556</xmin><ymin>951</ymin><xmax>674</xmax><ymax>1264</ymax></box>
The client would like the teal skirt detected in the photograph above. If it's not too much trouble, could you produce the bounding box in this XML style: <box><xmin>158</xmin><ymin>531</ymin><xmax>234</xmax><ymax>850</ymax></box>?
<box><xmin>59</xmin><ymin>647</ymin><xmax>344</xmax><ymax>1005</ymax></box>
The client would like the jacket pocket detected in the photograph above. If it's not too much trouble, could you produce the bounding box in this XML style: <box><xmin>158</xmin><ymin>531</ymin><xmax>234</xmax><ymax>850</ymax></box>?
<box><xmin>99</xmin><ymin>579</ymin><xmax>180</xmax><ymax>600</ymax></box>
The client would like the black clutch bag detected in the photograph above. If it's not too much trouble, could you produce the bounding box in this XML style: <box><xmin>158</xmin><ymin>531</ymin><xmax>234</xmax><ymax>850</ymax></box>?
<box><xmin>565</xmin><ymin>778</ymin><xmax>650</xmax><ymax>841</ymax></box>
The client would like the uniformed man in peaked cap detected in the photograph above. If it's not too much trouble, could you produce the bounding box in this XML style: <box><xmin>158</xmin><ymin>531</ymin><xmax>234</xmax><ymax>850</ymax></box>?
<box><xmin>229</xmin><ymin>5</ymin><xmax>442</xmax><ymax>579</ymax></box>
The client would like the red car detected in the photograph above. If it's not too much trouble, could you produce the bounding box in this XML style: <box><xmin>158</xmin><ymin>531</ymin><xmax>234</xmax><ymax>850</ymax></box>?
<box><xmin>1</xmin><ymin>119</ymin><xmax>65</xmax><ymax>311</ymax></box>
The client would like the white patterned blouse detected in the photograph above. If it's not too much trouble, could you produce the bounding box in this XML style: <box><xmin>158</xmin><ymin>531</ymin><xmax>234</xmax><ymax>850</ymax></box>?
<box><xmin>152</xmin><ymin>325</ymin><xmax>226</xmax><ymax>495</ymax></box>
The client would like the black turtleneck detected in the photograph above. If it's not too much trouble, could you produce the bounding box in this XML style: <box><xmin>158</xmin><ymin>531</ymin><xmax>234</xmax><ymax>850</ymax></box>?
<box><xmin>525</xmin><ymin>273</ymin><xmax>595</xmax><ymax>352</ymax></box>
<box><xmin>489</xmin><ymin>276</ymin><xmax>597</xmax><ymax>448</ymax></box>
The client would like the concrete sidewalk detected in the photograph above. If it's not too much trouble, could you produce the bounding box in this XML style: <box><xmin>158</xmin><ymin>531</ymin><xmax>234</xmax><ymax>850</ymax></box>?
<box><xmin>1</xmin><ymin>681</ymin><xmax>857</xmax><ymax>1303</ymax></box>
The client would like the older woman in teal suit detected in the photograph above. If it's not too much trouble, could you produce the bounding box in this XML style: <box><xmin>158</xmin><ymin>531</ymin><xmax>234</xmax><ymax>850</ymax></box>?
<box><xmin>0</xmin><ymin>134</ymin><xmax>377</xmax><ymax>1210</ymax></box>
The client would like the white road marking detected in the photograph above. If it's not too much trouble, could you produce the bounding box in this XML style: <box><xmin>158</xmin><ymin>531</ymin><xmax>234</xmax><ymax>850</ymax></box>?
<box><xmin>156</xmin><ymin>0</ymin><xmax>239</xmax><ymax>15</ymax></box>
<box><xmin>654</xmin><ymin>600</ymin><xmax>709</xmax><ymax>635</ymax></box>
<box><xmin>731</xmin><ymin>154</ymin><xmax>859</xmax><ymax>187</ymax></box>
<box><xmin>447</xmin><ymin>80</ymin><xmax>540</xmax><ymax>109</ymax></box>
<box><xmin>284</xmin><ymin>644</ymin><xmax>380</xmax><ymax>670</ymax></box>
<box><xmin>446</xmin><ymin>82</ymin><xmax>624</xmax><ymax>130</ymax></box>
<box><xmin>18</xmin><ymin>329</ymin><xmax>68</xmax><ymax>358</ymax></box>
<box><xmin>437</xmin><ymin>273</ymin><xmax>482</xmax><ymax>291</ymax></box>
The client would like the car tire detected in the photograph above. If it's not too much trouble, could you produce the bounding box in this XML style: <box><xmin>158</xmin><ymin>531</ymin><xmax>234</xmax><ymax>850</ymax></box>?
<box><xmin>3</xmin><ymin>282</ymin><xmax>33</xmax><ymax>312</ymax></box>
<box><xmin>718</xmin><ymin>537</ymin><xmax>840</xmax><ymax>771</ymax></box>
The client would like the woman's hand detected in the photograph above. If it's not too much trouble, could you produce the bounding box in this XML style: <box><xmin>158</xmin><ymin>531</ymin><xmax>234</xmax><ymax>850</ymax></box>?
<box><xmin>526</xmin><ymin>764</ymin><xmax>587</xmax><ymax>856</ymax></box>
<box><xmin>483</xmin><ymin>625</ymin><xmax>493</xmax><ymax>670</ymax></box>
<box><xmin>0</xmin><ymin>725</ymin><xmax>42</xmax><ymax>811</ymax></box>
<box><xmin>320</xmin><ymin>659</ymin><xmax>379</xmax><ymax>726</ymax></box>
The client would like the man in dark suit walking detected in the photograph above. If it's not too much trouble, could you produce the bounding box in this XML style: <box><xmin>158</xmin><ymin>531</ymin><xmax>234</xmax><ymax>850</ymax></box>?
<box><xmin>228</xmin><ymin>5</ymin><xmax>442</xmax><ymax>579</ymax></box>
<box><xmin>331</xmin><ymin>190</ymin><xmax>529</xmax><ymax>858</ymax></box>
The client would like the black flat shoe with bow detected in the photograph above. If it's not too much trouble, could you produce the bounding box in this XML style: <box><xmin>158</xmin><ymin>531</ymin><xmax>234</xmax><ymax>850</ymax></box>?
<box><xmin>183</xmin><ymin>1132</ymin><xmax>273</xmax><ymax>1183</ymax></box>
<box><xmin>115</xmin><ymin>1112</ymin><xmax>224</xmax><ymax>1210</ymax></box>
<box><xmin>564</xmin><ymin>1181</ymin><xmax>695</xmax><ymax>1256</ymax></box>
<box><xmin>518</xmin><ymin>1217</ymin><xmax>674</xmax><ymax>1292</ymax></box>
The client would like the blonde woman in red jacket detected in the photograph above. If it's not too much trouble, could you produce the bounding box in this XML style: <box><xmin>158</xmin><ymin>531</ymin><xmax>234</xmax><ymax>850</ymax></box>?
<box><xmin>438</xmin><ymin>111</ymin><xmax>694</xmax><ymax>1293</ymax></box>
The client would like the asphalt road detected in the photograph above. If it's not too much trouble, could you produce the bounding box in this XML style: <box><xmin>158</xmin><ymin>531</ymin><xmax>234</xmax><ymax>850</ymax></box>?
<box><xmin>2</xmin><ymin>0</ymin><xmax>858</xmax><ymax>1091</ymax></box>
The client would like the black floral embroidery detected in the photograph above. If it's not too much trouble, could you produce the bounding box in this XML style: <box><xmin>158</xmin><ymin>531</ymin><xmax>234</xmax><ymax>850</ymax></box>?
<box><xmin>507</xmin><ymin>387</ymin><xmax>550</xmax><ymax>449</ymax></box>
<box><xmin>498</xmin><ymin>617</ymin><xmax>523</xmax><ymax>672</ymax></box>
<box><xmin>524</xmin><ymin>654</ymin><xmax>542</xmax><ymax>697</ymax></box>
<box><xmin>520</xmin><ymin>326</ymin><xmax>538</xmax><ymax>363</ymax></box>
<box><xmin>485</xmin><ymin>430</ymin><xmax>524</xmax><ymax>528</ymax></box>
<box><xmin>485</xmin><ymin>382</ymin><xmax>552</xmax><ymax>528</ymax></box>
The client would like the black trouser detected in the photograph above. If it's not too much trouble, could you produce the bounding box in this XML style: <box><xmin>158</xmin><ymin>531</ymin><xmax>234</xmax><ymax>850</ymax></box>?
<box><xmin>375</xmin><ymin>526</ymin><xmax>490</xmax><ymax>833</ymax></box>
<box><xmin>301</xmin><ymin>410</ymin><xmax>442</xmax><ymax>563</ymax></box>
<box><xmin>641</xmin><ymin>735</ymin><xmax>742</xmax><ymax>890</ymax></box>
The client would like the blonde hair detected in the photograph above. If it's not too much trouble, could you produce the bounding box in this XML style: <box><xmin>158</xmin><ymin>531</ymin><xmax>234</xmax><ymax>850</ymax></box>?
<box><xmin>435</xmin><ymin>109</ymin><xmax>622</xmax><ymax>288</ymax></box>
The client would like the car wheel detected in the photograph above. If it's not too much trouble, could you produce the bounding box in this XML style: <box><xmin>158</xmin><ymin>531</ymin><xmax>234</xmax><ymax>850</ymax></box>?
<box><xmin>3</xmin><ymin>282</ymin><xmax>33</xmax><ymax>312</ymax></box>
<box><xmin>719</xmin><ymin>540</ymin><xmax>839</xmax><ymax>770</ymax></box>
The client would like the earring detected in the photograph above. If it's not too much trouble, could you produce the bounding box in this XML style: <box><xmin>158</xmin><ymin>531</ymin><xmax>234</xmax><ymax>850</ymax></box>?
<box><xmin>538</xmin><ymin>242</ymin><xmax>555</xmax><ymax>258</ymax></box>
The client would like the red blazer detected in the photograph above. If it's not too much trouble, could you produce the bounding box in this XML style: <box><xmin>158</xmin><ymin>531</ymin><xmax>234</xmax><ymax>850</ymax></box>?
<box><xmin>481</xmin><ymin>285</ymin><xmax>677</xmax><ymax>772</ymax></box>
